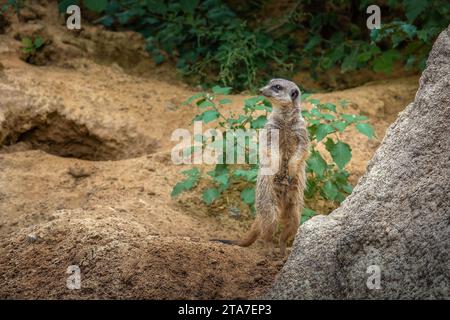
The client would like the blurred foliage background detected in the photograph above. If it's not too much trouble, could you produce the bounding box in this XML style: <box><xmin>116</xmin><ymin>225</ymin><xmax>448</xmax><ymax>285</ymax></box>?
<box><xmin>53</xmin><ymin>0</ymin><xmax>450</xmax><ymax>91</ymax></box>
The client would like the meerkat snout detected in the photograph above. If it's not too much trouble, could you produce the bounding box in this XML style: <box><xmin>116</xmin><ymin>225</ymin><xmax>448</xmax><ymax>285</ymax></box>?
<box><xmin>259</xmin><ymin>78</ymin><xmax>301</xmax><ymax>107</ymax></box>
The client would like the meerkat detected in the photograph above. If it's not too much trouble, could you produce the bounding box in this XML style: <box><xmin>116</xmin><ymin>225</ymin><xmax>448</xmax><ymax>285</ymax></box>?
<box><xmin>212</xmin><ymin>78</ymin><xmax>310</xmax><ymax>256</ymax></box>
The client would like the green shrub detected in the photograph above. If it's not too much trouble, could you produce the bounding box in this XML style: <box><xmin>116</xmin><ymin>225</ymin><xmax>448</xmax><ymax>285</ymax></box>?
<box><xmin>272</xmin><ymin>0</ymin><xmax>449</xmax><ymax>76</ymax></box>
<box><xmin>54</xmin><ymin>0</ymin><xmax>449</xmax><ymax>90</ymax></box>
<box><xmin>58</xmin><ymin>0</ymin><xmax>293</xmax><ymax>91</ymax></box>
<box><xmin>20</xmin><ymin>35</ymin><xmax>45</xmax><ymax>64</ymax></box>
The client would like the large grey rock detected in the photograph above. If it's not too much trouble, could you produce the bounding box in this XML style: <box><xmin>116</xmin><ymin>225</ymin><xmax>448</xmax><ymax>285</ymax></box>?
<box><xmin>268</xmin><ymin>27</ymin><xmax>450</xmax><ymax>299</ymax></box>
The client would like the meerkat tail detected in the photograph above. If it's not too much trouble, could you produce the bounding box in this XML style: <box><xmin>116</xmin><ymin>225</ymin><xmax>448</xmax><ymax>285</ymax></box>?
<box><xmin>235</xmin><ymin>221</ymin><xmax>261</xmax><ymax>247</ymax></box>
<box><xmin>210</xmin><ymin>220</ymin><xmax>261</xmax><ymax>247</ymax></box>
<box><xmin>210</xmin><ymin>239</ymin><xmax>238</xmax><ymax>245</ymax></box>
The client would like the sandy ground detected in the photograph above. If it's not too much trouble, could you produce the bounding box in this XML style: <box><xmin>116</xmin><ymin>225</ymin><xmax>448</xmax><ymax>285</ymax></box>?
<box><xmin>0</xmin><ymin>2</ymin><xmax>419</xmax><ymax>299</ymax></box>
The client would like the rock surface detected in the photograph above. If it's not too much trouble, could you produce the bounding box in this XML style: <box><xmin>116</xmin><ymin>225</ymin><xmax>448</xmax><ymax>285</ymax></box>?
<box><xmin>267</xmin><ymin>27</ymin><xmax>450</xmax><ymax>299</ymax></box>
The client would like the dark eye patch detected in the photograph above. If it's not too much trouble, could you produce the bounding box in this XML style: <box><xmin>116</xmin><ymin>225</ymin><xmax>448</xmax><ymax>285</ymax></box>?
<box><xmin>271</xmin><ymin>84</ymin><xmax>283</xmax><ymax>91</ymax></box>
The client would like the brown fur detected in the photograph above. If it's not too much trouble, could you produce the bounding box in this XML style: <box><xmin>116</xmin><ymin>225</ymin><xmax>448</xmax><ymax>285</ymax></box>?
<box><xmin>212</xmin><ymin>79</ymin><xmax>310</xmax><ymax>256</ymax></box>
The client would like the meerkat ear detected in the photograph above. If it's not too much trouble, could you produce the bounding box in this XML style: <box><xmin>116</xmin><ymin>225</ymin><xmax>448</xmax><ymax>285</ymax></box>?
<box><xmin>290</xmin><ymin>89</ymin><xmax>299</xmax><ymax>100</ymax></box>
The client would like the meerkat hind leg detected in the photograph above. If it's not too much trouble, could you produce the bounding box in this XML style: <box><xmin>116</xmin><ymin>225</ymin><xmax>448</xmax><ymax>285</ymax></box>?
<box><xmin>279</xmin><ymin>200</ymin><xmax>300</xmax><ymax>256</ymax></box>
<box><xmin>259</xmin><ymin>206</ymin><xmax>278</xmax><ymax>256</ymax></box>
<box><xmin>262</xmin><ymin>224</ymin><xmax>276</xmax><ymax>256</ymax></box>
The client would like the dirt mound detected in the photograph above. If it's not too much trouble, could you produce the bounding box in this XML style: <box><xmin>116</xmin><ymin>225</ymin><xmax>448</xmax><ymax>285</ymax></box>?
<box><xmin>0</xmin><ymin>63</ymin><xmax>161</xmax><ymax>160</ymax></box>
<box><xmin>0</xmin><ymin>109</ymin><xmax>160</xmax><ymax>160</ymax></box>
<box><xmin>0</xmin><ymin>211</ymin><xmax>280</xmax><ymax>299</ymax></box>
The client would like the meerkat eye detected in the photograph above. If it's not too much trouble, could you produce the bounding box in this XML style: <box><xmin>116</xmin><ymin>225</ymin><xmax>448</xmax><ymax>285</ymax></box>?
<box><xmin>271</xmin><ymin>84</ymin><xmax>283</xmax><ymax>91</ymax></box>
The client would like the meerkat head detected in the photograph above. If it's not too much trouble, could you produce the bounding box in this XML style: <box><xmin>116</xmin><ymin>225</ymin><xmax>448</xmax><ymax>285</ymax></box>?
<box><xmin>259</xmin><ymin>78</ymin><xmax>301</xmax><ymax>108</ymax></box>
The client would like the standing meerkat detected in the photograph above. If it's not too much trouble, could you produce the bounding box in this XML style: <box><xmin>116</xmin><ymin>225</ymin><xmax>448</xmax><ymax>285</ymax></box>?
<box><xmin>213</xmin><ymin>78</ymin><xmax>310</xmax><ymax>256</ymax></box>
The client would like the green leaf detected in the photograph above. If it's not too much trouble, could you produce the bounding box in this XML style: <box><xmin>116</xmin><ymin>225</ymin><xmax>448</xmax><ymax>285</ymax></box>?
<box><xmin>322</xmin><ymin>181</ymin><xmax>339</xmax><ymax>200</ymax></box>
<box><xmin>240</xmin><ymin>187</ymin><xmax>255</xmax><ymax>205</ymax></box>
<box><xmin>316</xmin><ymin>124</ymin><xmax>335</xmax><ymax>142</ymax></box>
<box><xmin>335</xmin><ymin>192</ymin><xmax>346</xmax><ymax>203</ymax></box>
<box><xmin>202</xmin><ymin>188</ymin><xmax>220</xmax><ymax>204</ymax></box>
<box><xmin>373</xmin><ymin>49</ymin><xmax>401</xmax><ymax>74</ymax></box>
<box><xmin>146</xmin><ymin>0</ymin><xmax>167</xmax><ymax>15</ymax></box>
<box><xmin>329</xmin><ymin>141</ymin><xmax>352</xmax><ymax>169</ymax></box>
<box><xmin>171</xmin><ymin>167</ymin><xmax>201</xmax><ymax>197</ymax></box>
<box><xmin>308</xmin><ymin>98</ymin><xmax>320</xmax><ymax>105</ymax></box>
<box><xmin>321</xmin><ymin>113</ymin><xmax>336</xmax><ymax>121</ymax></box>
<box><xmin>301</xmin><ymin>93</ymin><xmax>312</xmax><ymax>100</ymax></box>
<box><xmin>355</xmin><ymin>123</ymin><xmax>375</xmax><ymax>139</ymax></box>
<box><xmin>307</xmin><ymin>151</ymin><xmax>328</xmax><ymax>176</ymax></box>
<box><xmin>342</xmin><ymin>183</ymin><xmax>353</xmax><ymax>194</ymax></box>
<box><xmin>117</xmin><ymin>10</ymin><xmax>134</xmax><ymax>24</ymax></box>
<box><xmin>212</xmin><ymin>85</ymin><xmax>232</xmax><ymax>95</ymax></box>
<box><xmin>341</xmin><ymin>52</ymin><xmax>358</xmax><ymax>72</ymax></box>
<box><xmin>357</xmin><ymin>51</ymin><xmax>372</xmax><ymax>63</ymax></box>
<box><xmin>213</xmin><ymin>174</ymin><xmax>229</xmax><ymax>188</ymax></box>
<box><xmin>301</xmin><ymin>208</ymin><xmax>316</xmax><ymax>225</ymax></box>
<box><xmin>84</xmin><ymin>0</ymin><xmax>107</xmax><ymax>12</ymax></box>
<box><xmin>219</xmin><ymin>98</ymin><xmax>232</xmax><ymax>105</ymax></box>
<box><xmin>305</xmin><ymin>178</ymin><xmax>317</xmax><ymax>199</ymax></box>
<box><xmin>304</xmin><ymin>34</ymin><xmax>321</xmax><ymax>51</ymax></box>
<box><xmin>198</xmin><ymin>99</ymin><xmax>215</xmax><ymax>108</ymax></box>
<box><xmin>254</xmin><ymin>101</ymin><xmax>272</xmax><ymax>111</ymax></box>
<box><xmin>244</xmin><ymin>96</ymin><xmax>265</xmax><ymax>110</ymax></box>
<box><xmin>405</xmin><ymin>55</ymin><xmax>416</xmax><ymax>69</ymax></box>
<box><xmin>186</xmin><ymin>92</ymin><xmax>204</xmax><ymax>104</ymax></box>
<box><xmin>332</xmin><ymin>121</ymin><xmax>348</xmax><ymax>133</ymax></box>
<box><xmin>21</xmin><ymin>37</ymin><xmax>33</xmax><ymax>48</ymax></box>
<box><xmin>324</xmin><ymin>137</ymin><xmax>335</xmax><ymax>151</ymax></box>
<box><xmin>310</xmin><ymin>108</ymin><xmax>321</xmax><ymax>118</ymax></box>
<box><xmin>250</xmin><ymin>115</ymin><xmax>267</xmax><ymax>129</ymax></box>
<box><xmin>370</xmin><ymin>28</ymin><xmax>381</xmax><ymax>42</ymax></box>
<box><xmin>227</xmin><ymin>115</ymin><xmax>248</xmax><ymax>125</ymax></box>
<box><xmin>320</xmin><ymin>103</ymin><xmax>336</xmax><ymax>112</ymax></box>
<box><xmin>212</xmin><ymin>164</ymin><xmax>228</xmax><ymax>176</ymax></box>
<box><xmin>417</xmin><ymin>28</ymin><xmax>438</xmax><ymax>42</ymax></box>
<box><xmin>401</xmin><ymin>23</ymin><xmax>417</xmax><ymax>39</ymax></box>
<box><xmin>334</xmin><ymin>169</ymin><xmax>350</xmax><ymax>185</ymax></box>
<box><xmin>22</xmin><ymin>47</ymin><xmax>34</xmax><ymax>54</ymax></box>
<box><xmin>153</xmin><ymin>54</ymin><xmax>165</xmax><ymax>64</ymax></box>
<box><xmin>180</xmin><ymin>0</ymin><xmax>199</xmax><ymax>14</ymax></box>
<box><xmin>201</xmin><ymin>110</ymin><xmax>220</xmax><ymax>123</ymax></box>
<box><xmin>171</xmin><ymin>181</ymin><xmax>188</xmax><ymax>197</ymax></box>
<box><xmin>182</xmin><ymin>167</ymin><xmax>200</xmax><ymax>177</ymax></box>
<box><xmin>34</xmin><ymin>36</ymin><xmax>44</xmax><ymax>49</ymax></box>
<box><xmin>391</xmin><ymin>33</ymin><xmax>405</xmax><ymax>48</ymax></box>
<box><xmin>234</xmin><ymin>168</ymin><xmax>258</xmax><ymax>182</ymax></box>
<box><xmin>341</xmin><ymin>114</ymin><xmax>369</xmax><ymax>123</ymax></box>
<box><xmin>404</xmin><ymin>0</ymin><xmax>428</xmax><ymax>22</ymax></box>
